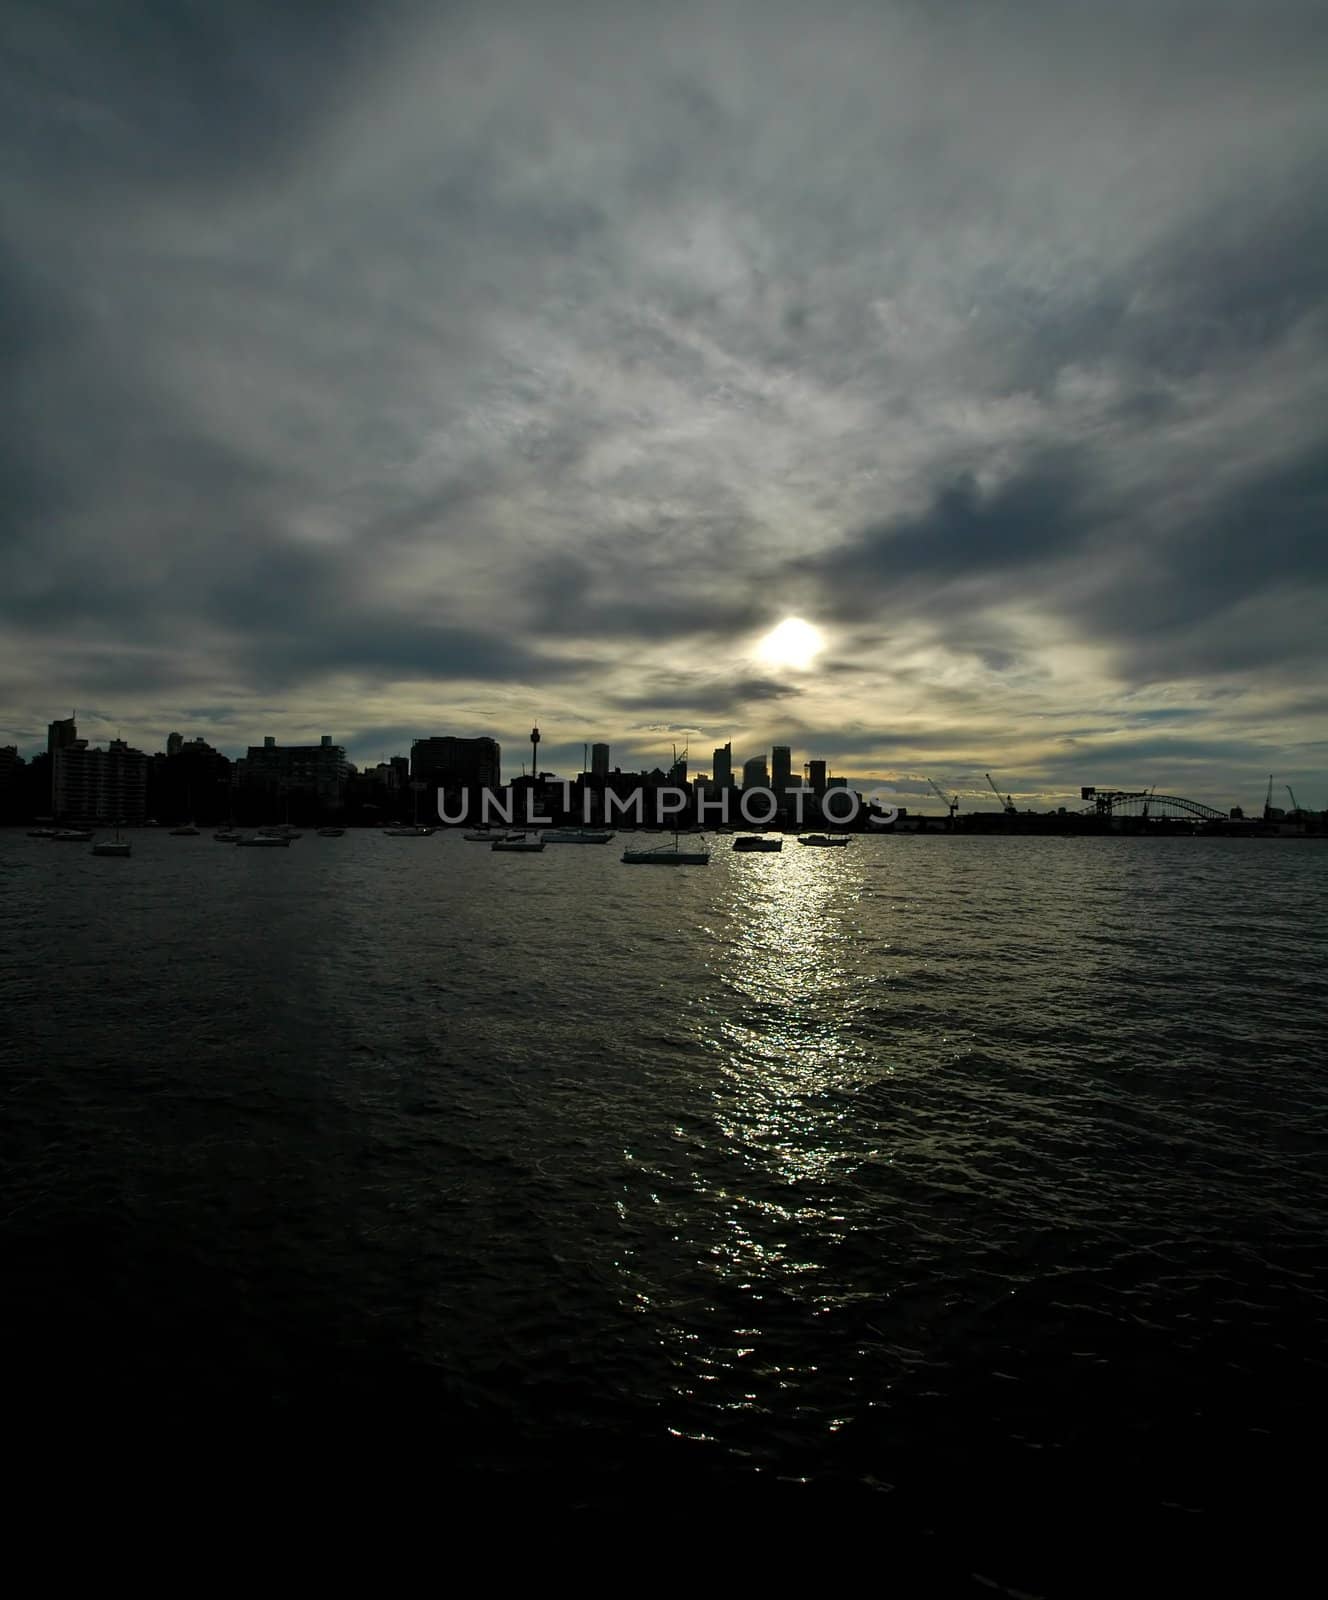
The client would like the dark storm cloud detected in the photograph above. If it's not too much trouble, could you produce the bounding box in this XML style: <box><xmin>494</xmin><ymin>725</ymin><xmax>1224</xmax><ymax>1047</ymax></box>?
<box><xmin>1075</xmin><ymin>448</ymin><xmax>1328</xmax><ymax>665</ymax></box>
<box><xmin>794</xmin><ymin>449</ymin><xmax>1091</xmax><ymax>620</ymax></box>
<box><xmin>2</xmin><ymin>0</ymin><xmax>414</xmax><ymax>192</ymax></box>
<box><xmin>796</xmin><ymin>391</ymin><xmax>1327</xmax><ymax>694</ymax></box>
<box><xmin>959</xmin><ymin>168</ymin><xmax>1328</xmax><ymax>404</ymax></box>
<box><xmin>520</xmin><ymin>552</ymin><xmax>768</xmax><ymax>643</ymax></box>
<box><xmin>610</xmin><ymin>675</ymin><xmax>797</xmax><ymax>717</ymax></box>
<box><xmin>251</xmin><ymin>621</ymin><xmax>587</xmax><ymax>690</ymax></box>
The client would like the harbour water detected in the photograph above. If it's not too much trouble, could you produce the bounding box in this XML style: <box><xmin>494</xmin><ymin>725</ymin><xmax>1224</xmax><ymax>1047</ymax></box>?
<box><xmin>3</xmin><ymin>831</ymin><xmax>1325</xmax><ymax>1585</ymax></box>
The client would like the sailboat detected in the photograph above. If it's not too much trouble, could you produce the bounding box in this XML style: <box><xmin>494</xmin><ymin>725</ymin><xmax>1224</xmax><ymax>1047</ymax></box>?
<box><xmin>214</xmin><ymin>803</ymin><xmax>242</xmax><ymax>842</ymax></box>
<box><xmin>384</xmin><ymin>780</ymin><xmax>436</xmax><ymax>835</ymax></box>
<box><xmin>251</xmin><ymin>789</ymin><xmax>305</xmax><ymax>839</ymax></box>
<box><xmin>91</xmin><ymin>822</ymin><xmax>132</xmax><ymax>857</ymax></box>
<box><xmin>170</xmin><ymin>783</ymin><xmax>199</xmax><ymax>835</ymax></box>
<box><xmin>492</xmin><ymin>831</ymin><xmax>545</xmax><ymax>851</ymax></box>
<box><xmin>622</xmin><ymin>827</ymin><xmax>710</xmax><ymax>865</ymax></box>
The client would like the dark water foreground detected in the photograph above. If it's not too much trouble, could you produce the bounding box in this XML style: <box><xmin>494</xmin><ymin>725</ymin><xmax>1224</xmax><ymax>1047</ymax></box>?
<box><xmin>2</xmin><ymin>831</ymin><xmax>1324</xmax><ymax>1586</ymax></box>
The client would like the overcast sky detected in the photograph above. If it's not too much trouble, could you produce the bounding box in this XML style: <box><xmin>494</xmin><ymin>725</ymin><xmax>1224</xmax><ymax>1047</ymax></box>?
<box><xmin>3</xmin><ymin>0</ymin><xmax>1325</xmax><ymax>809</ymax></box>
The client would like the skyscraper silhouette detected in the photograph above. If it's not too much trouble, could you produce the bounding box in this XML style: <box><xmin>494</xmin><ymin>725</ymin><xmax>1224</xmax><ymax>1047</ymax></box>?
<box><xmin>772</xmin><ymin>745</ymin><xmax>792</xmax><ymax>794</ymax></box>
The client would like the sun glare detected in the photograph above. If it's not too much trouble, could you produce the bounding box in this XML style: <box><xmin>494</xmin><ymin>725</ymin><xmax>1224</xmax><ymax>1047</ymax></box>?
<box><xmin>756</xmin><ymin>617</ymin><xmax>825</xmax><ymax>671</ymax></box>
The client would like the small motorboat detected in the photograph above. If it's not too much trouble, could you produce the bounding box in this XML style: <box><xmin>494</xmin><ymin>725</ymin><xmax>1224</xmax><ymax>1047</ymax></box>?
<box><xmin>316</xmin><ymin>828</ymin><xmax>345</xmax><ymax>837</ymax></box>
<box><xmin>235</xmin><ymin>833</ymin><xmax>292</xmax><ymax>847</ymax></box>
<box><xmin>733</xmin><ymin>835</ymin><xmax>782</xmax><ymax>851</ymax></box>
<box><xmin>798</xmin><ymin>834</ymin><xmax>850</xmax><ymax>847</ymax></box>
<box><xmin>492</xmin><ymin>833</ymin><xmax>545</xmax><ymax>852</ymax></box>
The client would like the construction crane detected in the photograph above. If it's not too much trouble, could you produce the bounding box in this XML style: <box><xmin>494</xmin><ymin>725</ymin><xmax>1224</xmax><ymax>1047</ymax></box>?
<box><xmin>985</xmin><ymin>772</ymin><xmax>1016</xmax><ymax>815</ymax></box>
<box><xmin>1264</xmin><ymin>775</ymin><xmax>1275</xmax><ymax>821</ymax></box>
<box><xmin>1286</xmin><ymin>785</ymin><xmax>1302</xmax><ymax>816</ymax></box>
<box><xmin>925</xmin><ymin>777</ymin><xmax>958</xmax><ymax>819</ymax></box>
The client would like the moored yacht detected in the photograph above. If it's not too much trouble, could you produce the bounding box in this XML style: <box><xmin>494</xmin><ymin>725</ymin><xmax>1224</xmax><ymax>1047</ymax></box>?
<box><xmin>622</xmin><ymin>829</ymin><xmax>710</xmax><ymax>865</ymax></box>
<box><xmin>91</xmin><ymin>823</ymin><xmax>131</xmax><ymax>858</ymax></box>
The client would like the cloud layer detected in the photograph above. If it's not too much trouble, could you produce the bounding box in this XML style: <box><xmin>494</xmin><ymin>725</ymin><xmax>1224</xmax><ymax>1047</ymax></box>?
<box><xmin>3</xmin><ymin>0</ymin><xmax>1326</xmax><ymax>808</ymax></box>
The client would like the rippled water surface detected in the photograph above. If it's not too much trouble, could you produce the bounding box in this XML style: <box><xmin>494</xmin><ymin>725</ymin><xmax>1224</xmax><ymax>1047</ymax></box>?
<box><xmin>3</xmin><ymin>831</ymin><xmax>1326</xmax><ymax>1585</ymax></box>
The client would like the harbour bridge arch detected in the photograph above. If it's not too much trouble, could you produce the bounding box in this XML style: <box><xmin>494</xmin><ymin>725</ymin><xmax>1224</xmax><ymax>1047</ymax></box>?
<box><xmin>1079</xmin><ymin>788</ymin><xmax>1228</xmax><ymax>822</ymax></box>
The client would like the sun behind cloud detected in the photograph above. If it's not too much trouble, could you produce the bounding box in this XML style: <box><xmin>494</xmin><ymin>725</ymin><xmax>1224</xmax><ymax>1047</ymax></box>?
<box><xmin>756</xmin><ymin>617</ymin><xmax>825</xmax><ymax>671</ymax></box>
